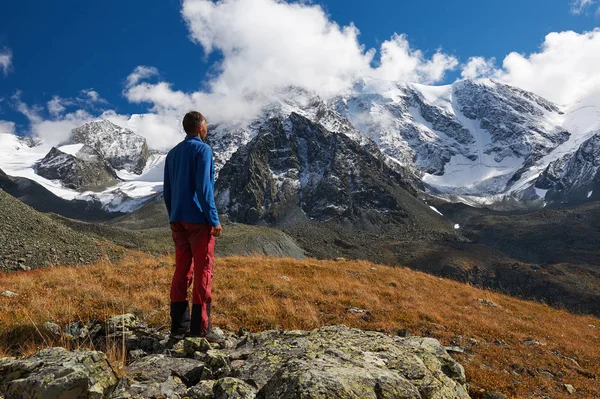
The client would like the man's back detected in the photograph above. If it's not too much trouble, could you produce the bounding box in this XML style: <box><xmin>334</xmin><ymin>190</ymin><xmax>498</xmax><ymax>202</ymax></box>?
<box><xmin>163</xmin><ymin>135</ymin><xmax>220</xmax><ymax>227</ymax></box>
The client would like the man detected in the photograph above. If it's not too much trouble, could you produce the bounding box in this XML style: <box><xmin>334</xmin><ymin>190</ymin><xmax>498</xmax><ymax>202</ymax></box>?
<box><xmin>163</xmin><ymin>111</ymin><xmax>222</xmax><ymax>343</ymax></box>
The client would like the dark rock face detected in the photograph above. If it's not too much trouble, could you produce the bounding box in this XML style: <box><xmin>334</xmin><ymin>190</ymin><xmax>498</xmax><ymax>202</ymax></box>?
<box><xmin>216</xmin><ymin>112</ymin><xmax>442</xmax><ymax>229</ymax></box>
<box><xmin>454</xmin><ymin>80</ymin><xmax>568</xmax><ymax>165</ymax></box>
<box><xmin>36</xmin><ymin>146</ymin><xmax>119</xmax><ymax>191</ymax></box>
<box><xmin>70</xmin><ymin>120</ymin><xmax>150</xmax><ymax>174</ymax></box>
<box><xmin>0</xmin><ymin>347</ymin><xmax>118</xmax><ymax>399</ymax></box>
<box><xmin>535</xmin><ymin>132</ymin><xmax>600</xmax><ymax>205</ymax></box>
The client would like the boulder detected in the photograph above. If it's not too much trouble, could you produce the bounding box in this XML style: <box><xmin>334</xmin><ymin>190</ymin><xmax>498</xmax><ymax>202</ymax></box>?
<box><xmin>231</xmin><ymin>325</ymin><xmax>470</xmax><ymax>398</ymax></box>
<box><xmin>0</xmin><ymin>347</ymin><xmax>118</xmax><ymax>399</ymax></box>
<box><xmin>110</xmin><ymin>354</ymin><xmax>205</xmax><ymax>398</ymax></box>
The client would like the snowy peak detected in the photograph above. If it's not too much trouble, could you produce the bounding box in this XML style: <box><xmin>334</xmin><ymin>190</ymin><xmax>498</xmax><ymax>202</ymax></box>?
<box><xmin>215</xmin><ymin>112</ymin><xmax>442</xmax><ymax>227</ymax></box>
<box><xmin>69</xmin><ymin>120</ymin><xmax>150</xmax><ymax>174</ymax></box>
<box><xmin>535</xmin><ymin>131</ymin><xmax>600</xmax><ymax>204</ymax></box>
<box><xmin>36</xmin><ymin>145</ymin><xmax>119</xmax><ymax>192</ymax></box>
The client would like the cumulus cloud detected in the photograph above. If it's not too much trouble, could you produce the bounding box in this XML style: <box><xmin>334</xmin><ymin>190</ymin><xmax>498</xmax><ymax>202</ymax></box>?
<box><xmin>123</xmin><ymin>0</ymin><xmax>458</xmax><ymax>129</ymax></box>
<box><xmin>468</xmin><ymin>29</ymin><xmax>600</xmax><ymax>105</ymax></box>
<box><xmin>126</xmin><ymin>66</ymin><xmax>159</xmax><ymax>88</ymax></box>
<box><xmin>375</xmin><ymin>34</ymin><xmax>458</xmax><ymax>83</ymax></box>
<box><xmin>81</xmin><ymin>89</ymin><xmax>107</xmax><ymax>104</ymax></box>
<box><xmin>461</xmin><ymin>56</ymin><xmax>497</xmax><ymax>80</ymax></box>
<box><xmin>0</xmin><ymin>120</ymin><xmax>16</xmax><ymax>134</ymax></box>
<box><xmin>0</xmin><ymin>49</ymin><xmax>12</xmax><ymax>75</ymax></box>
<box><xmin>47</xmin><ymin>96</ymin><xmax>68</xmax><ymax>117</ymax></box>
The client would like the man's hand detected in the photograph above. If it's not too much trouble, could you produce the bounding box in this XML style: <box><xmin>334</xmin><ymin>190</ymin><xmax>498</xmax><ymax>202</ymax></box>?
<box><xmin>211</xmin><ymin>225</ymin><xmax>223</xmax><ymax>238</ymax></box>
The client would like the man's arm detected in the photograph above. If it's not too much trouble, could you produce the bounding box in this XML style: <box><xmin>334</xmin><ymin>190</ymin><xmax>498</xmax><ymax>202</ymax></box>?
<box><xmin>195</xmin><ymin>146</ymin><xmax>221</xmax><ymax>229</ymax></box>
<box><xmin>163</xmin><ymin>156</ymin><xmax>172</xmax><ymax>217</ymax></box>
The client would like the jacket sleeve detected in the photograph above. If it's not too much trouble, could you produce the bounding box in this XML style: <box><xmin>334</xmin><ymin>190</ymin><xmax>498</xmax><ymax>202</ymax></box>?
<box><xmin>195</xmin><ymin>146</ymin><xmax>220</xmax><ymax>227</ymax></box>
<box><xmin>163</xmin><ymin>156</ymin><xmax>172</xmax><ymax>217</ymax></box>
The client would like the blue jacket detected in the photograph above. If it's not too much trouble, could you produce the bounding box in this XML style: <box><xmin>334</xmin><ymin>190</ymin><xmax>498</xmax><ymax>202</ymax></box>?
<box><xmin>163</xmin><ymin>135</ymin><xmax>220</xmax><ymax>226</ymax></box>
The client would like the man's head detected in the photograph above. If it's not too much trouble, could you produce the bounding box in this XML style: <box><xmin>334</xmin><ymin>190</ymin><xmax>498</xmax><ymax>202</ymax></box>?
<box><xmin>183</xmin><ymin>111</ymin><xmax>208</xmax><ymax>142</ymax></box>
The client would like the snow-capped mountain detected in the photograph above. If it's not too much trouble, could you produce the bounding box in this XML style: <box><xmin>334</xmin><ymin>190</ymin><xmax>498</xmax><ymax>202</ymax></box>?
<box><xmin>2</xmin><ymin>78</ymin><xmax>600</xmax><ymax>215</ymax></box>
<box><xmin>69</xmin><ymin>120</ymin><xmax>150</xmax><ymax>174</ymax></box>
<box><xmin>36</xmin><ymin>144</ymin><xmax>119</xmax><ymax>191</ymax></box>
<box><xmin>0</xmin><ymin>121</ymin><xmax>163</xmax><ymax>213</ymax></box>
<box><xmin>215</xmin><ymin>112</ymin><xmax>438</xmax><ymax>227</ymax></box>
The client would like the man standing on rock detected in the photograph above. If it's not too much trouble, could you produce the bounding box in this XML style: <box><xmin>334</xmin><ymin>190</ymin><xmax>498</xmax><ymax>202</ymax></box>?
<box><xmin>163</xmin><ymin>111</ymin><xmax>222</xmax><ymax>344</ymax></box>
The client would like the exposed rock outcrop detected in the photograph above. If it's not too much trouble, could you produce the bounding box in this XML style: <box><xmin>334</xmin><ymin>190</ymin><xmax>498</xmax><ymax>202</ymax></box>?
<box><xmin>0</xmin><ymin>347</ymin><xmax>118</xmax><ymax>399</ymax></box>
<box><xmin>70</xmin><ymin>120</ymin><xmax>149</xmax><ymax>174</ymax></box>
<box><xmin>216</xmin><ymin>112</ymin><xmax>444</xmax><ymax>230</ymax></box>
<box><xmin>0</xmin><ymin>315</ymin><xmax>471</xmax><ymax>399</ymax></box>
<box><xmin>36</xmin><ymin>145</ymin><xmax>119</xmax><ymax>191</ymax></box>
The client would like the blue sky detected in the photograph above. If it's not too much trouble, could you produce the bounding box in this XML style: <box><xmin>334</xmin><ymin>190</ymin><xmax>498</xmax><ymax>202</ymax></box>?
<box><xmin>0</xmin><ymin>0</ymin><xmax>599</xmax><ymax>141</ymax></box>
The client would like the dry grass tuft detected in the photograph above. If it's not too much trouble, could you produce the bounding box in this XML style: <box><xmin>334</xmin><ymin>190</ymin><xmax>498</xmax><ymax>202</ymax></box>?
<box><xmin>0</xmin><ymin>254</ymin><xmax>599</xmax><ymax>398</ymax></box>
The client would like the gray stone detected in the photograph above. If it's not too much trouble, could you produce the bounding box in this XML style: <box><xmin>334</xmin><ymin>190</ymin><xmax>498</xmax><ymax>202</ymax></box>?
<box><xmin>184</xmin><ymin>337</ymin><xmax>213</xmax><ymax>356</ymax></box>
<box><xmin>43</xmin><ymin>321</ymin><xmax>62</xmax><ymax>337</ymax></box>
<box><xmin>0</xmin><ymin>347</ymin><xmax>118</xmax><ymax>399</ymax></box>
<box><xmin>213</xmin><ymin>377</ymin><xmax>257</xmax><ymax>399</ymax></box>
<box><xmin>110</xmin><ymin>354</ymin><xmax>205</xmax><ymax>398</ymax></box>
<box><xmin>0</xmin><ymin>290</ymin><xmax>17</xmax><ymax>297</ymax></box>
<box><xmin>232</xmin><ymin>325</ymin><xmax>470</xmax><ymax>398</ymax></box>
<box><xmin>187</xmin><ymin>380</ymin><xmax>216</xmax><ymax>399</ymax></box>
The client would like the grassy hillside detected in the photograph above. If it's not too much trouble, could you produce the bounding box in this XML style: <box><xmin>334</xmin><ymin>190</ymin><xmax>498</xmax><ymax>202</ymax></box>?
<box><xmin>0</xmin><ymin>254</ymin><xmax>597</xmax><ymax>398</ymax></box>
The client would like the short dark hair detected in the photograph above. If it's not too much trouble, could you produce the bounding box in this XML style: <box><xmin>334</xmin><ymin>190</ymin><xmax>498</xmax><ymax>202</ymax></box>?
<box><xmin>182</xmin><ymin>111</ymin><xmax>206</xmax><ymax>135</ymax></box>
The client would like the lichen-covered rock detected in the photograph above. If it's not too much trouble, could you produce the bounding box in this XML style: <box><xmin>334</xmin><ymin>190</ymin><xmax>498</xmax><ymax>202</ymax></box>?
<box><xmin>231</xmin><ymin>325</ymin><xmax>469</xmax><ymax>399</ymax></box>
<box><xmin>187</xmin><ymin>380</ymin><xmax>217</xmax><ymax>399</ymax></box>
<box><xmin>213</xmin><ymin>377</ymin><xmax>257</xmax><ymax>399</ymax></box>
<box><xmin>0</xmin><ymin>347</ymin><xmax>118</xmax><ymax>399</ymax></box>
<box><xmin>110</xmin><ymin>354</ymin><xmax>205</xmax><ymax>398</ymax></box>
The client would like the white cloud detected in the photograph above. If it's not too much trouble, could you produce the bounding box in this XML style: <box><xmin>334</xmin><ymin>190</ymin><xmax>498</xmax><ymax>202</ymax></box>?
<box><xmin>12</xmin><ymin>92</ymin><xmax>43</xmax><ymax>124</ymax></box>
<box><xmin>375</xmin><ymin>34</ymin><xmax>458</xmax><ymax>84</ymax></box>
<box><xmin>81</xmin><ymin>89</ymin><xmax>107</xmax><ymax>104</ymax></box>
<box><xmin>126</xmin><ymin>66</ymin><xmax>159</xmax><ymax>88</ymax></box>
<box><xmin>571</xmin><ymin>0</ymin><xmax>597</xmax><ymax>14</ymax></box>
<box><xmin>461</xmin><ymin>56</ymin><xmax>497</xmax><ymax>80</ymax></box>
<box><xmin>487</xmin><ymin>29</ymin><xmax>600</xmax><ymax>105</ymax></box>
<box><xmin>0</xmin><ymin>49</ymin><xmax>12</xmax><ymax>75</ymax></box>
<box><xmin>0</xmin><ymin>120</ymin><xmax>16</xmax><ymax>134</ymax></box>
<box><xmin>123</xmin><ymin>0</ymin><xmax>458</xmax><ymax>128</ymax></box>
<box><xmin>47</xmin><ymin>96</ymin><xmax>67</xmax><ymax>117</ymax></box>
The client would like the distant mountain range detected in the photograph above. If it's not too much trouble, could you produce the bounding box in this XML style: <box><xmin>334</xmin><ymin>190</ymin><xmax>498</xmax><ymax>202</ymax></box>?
<box><xmin>1</xmin><ymin>78</ymin><xmax>600</xmax><ymax>216</ymax></box>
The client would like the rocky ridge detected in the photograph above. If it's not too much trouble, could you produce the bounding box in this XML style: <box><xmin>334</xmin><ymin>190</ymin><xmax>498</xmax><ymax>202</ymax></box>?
<box><xmin>36</xmin><ymin>145</ymin><xmax>120</xmax><ymax>191</ymax></box>
<box><xmin>69</xmin><ymin>120</ymin><xmax>150</xmax><ymax>174</ymax></box>
<box><xmin>535</xmin><ymin>131</ymin><xmax>600</xmax><ymax>205</ymax></box>
<box><xmin>216</xmin><ymin>111</ymin><xmax>442</xmax><ymax>229</ymax></box>
<box><xmin>0</xmin><ymin>314</ymin><xmax>471</xmax><ymax>399</ymax></box>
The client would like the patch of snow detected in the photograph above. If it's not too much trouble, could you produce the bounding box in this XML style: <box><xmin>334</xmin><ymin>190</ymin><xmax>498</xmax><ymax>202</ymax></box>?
<box><xmin>429</xmin><ymin>205</ymin><xmax>443</xmax><ymax>216</ymax></box>
<box><xmin>57</xmin><ymin>143</ymin><xmax>84</xmax><ymax>157</ymax></box>
<box><xmin>535</xmin><ymin>187</ymin><xmax>549</xmax><ymax>200</ymax></box>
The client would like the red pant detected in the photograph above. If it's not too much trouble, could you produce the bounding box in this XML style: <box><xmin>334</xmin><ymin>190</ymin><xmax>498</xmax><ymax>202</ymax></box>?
<box><xmin>170</xmin><ymin>222</ymin><xmax>215</xmax><ymax>334</ymax></box>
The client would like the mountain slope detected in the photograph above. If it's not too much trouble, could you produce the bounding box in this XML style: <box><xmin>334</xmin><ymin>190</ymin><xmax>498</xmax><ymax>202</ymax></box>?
<box><xmin>0</xmin><ymin>167</ymin><xmax>118</xmax><ymax>222</ymax></box>
<box><xmin>69</xmin><ymin>120</ymin><xmax>150</xmax><ymax>174</ymax></box>
<box><xmin>1</xmin><ymin>254</ymin><xmax>598</xmax><ymax>398</ymax></box>
<box><xmin>216</xmin><ymin>112</ymin><xmax>444</xmax><ymax>230</ymax></box>
<box><xmin>0</xmin><ymin>189</ymin><xmax>120</xmax><ymax>271</ymax></box>
<box><xmin>36</xmin><ymin>145</ymin><xmax>119</xmax><ymax>191</ymax></box>
<box><xmin>3</xmin><ymin>78</ymin><xmax>600</xmax><ymax>212</ymax></box>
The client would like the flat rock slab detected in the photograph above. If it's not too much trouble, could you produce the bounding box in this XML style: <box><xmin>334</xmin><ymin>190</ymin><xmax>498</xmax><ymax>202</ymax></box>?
<box><xmin>229</xmin><ymin>325</ymin><xmax>470</xmax><ymax>399</ymax></box>
<box><xmin>0</xmin><ymin>347</ymin><xmax>118</xmax><ymax>399</ymax></box>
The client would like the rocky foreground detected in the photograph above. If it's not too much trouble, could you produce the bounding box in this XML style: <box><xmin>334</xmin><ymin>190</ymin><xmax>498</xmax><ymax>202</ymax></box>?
<box><xmin>0</xmin><ymin>314</ymin><xmax>470</xmax><ymax>399</ymax></box>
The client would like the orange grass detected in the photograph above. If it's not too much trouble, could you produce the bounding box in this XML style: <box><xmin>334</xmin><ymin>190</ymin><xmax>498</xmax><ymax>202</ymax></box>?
<box><xmin>0</xmin><ymin>254</ymin><xmax>599</xmax><ymax>398</ymax></box>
